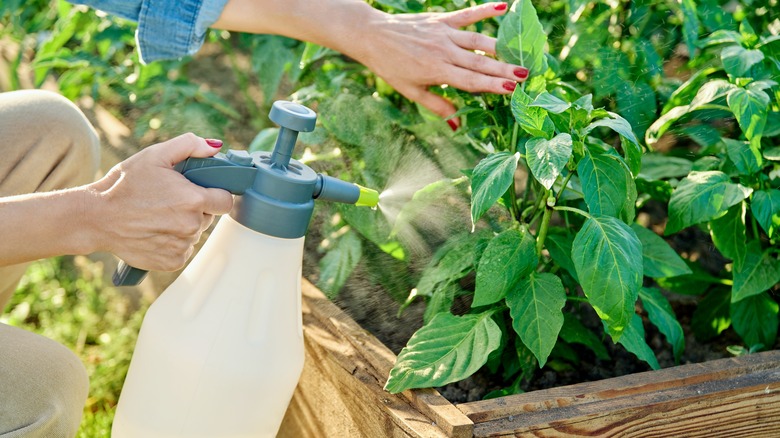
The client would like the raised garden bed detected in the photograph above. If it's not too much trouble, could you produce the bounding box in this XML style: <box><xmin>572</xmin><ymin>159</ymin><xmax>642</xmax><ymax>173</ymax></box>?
<box><xmin>279</xmin><ymin>280</ymin><xmax>780</xmax><ymax>437</ymax></box>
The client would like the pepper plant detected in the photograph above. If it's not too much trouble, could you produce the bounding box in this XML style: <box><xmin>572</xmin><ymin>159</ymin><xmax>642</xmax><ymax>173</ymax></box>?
<box><xmin>384</xmin><ymin>0</ymin><xmax>690</xmax><ymax>393</ymax></box>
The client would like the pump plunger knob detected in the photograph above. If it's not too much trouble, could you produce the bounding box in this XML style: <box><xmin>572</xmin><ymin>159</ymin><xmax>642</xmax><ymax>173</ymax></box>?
<box><xmin>269</xmin><ymin>101</ymin><xmax>317</xmax><ymax>132</ymax></box>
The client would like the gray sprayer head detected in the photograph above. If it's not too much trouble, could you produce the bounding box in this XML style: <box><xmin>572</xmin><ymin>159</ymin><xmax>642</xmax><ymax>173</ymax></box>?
<box><xmin>113</xmin><ymin>101</ymin><xmax>378</xmax><ymax>286</ymax></box>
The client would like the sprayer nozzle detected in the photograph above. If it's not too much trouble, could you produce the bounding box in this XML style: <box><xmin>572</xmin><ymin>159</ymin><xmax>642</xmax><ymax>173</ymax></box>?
<box><xmin>355</xmin><ymin>185</ymin><xmax>379</xmax><ymax>208</ymax></box>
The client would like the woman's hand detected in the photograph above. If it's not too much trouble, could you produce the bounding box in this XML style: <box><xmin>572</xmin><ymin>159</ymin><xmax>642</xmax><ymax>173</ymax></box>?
<box><xmin>86</xmin><ymin>134</ymin><xmax>234</xmax><ymax>271</ymax></box>
<box><xmin>356</xmin><ymin>3</ymin><xmax>528</xmax><ymax>126</ymax></box>
<box><xmin>214</xmin><ymin>0</ymin><xmax>527</xmax><ymax>128</ymax></box>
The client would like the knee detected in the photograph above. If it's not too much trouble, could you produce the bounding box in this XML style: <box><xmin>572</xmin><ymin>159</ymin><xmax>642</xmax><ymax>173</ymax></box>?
<box><xmin>0</xmin><ymin>325</ymin><xmax>89</xmax><ymax>437</ymax></box>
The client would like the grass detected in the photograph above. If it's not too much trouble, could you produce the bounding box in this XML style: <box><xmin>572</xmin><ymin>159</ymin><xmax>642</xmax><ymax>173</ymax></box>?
<box><xmin>2</xmin><ymin>256</ymin><xmax>149</xmax><ymax>436</ymax></box>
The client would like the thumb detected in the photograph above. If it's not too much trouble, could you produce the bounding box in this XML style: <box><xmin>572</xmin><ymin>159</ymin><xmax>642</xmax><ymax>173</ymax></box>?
<box><xmin>149</xmin><ymin>133</ymin><xmax>223</xmax><ymax>167</ymax></box>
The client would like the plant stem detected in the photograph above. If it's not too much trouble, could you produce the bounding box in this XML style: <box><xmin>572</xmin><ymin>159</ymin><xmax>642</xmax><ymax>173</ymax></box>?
<box><xmin>554</xmin><ymin>205</ymin><xmax>591</xmax><ymax>219</ymax></box>
<box><xmin>536</xmin><ymin>191</ymin><xmax>553</xmax><ymax>256</ymax></box>
<box><xmin>555</xmin><ymin>171</ymin><xmax>574</xmax><ymax>204</ymax></box>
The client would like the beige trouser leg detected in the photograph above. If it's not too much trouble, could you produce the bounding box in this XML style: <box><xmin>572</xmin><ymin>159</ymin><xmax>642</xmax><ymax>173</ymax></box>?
<box><xmin>0</xmin><ymin>89</ymin><xmax>100</xmax><ymax>311</ymax></box>
<box><xmin>0</xmin><ymin>89</ymin><xmax>99</xmax><ymax>437</ymax></box>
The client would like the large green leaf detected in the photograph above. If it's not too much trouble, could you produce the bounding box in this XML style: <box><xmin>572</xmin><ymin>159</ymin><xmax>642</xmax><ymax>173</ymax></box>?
<box><xmin>724</xmin><ymin>138</ymin><xmax>763</xmax><ymax>175</ymax></box>
<box><xmin>572</xmin><ymin>216</ymin><xmax>643</xmax><ymax>340</ymax></box>
<box><xmin>721</xmin><ymin>45</ymin><xmax>765</xmax><ymax>78</ymax></box>
<box><xmin>638</xmin><ymin>154</ymin><xmax>693</xmax><ymax>180</ymax></box>
<box><xmin>545</xmin><ymin>230</ymin><xmax>579</xmax><ymax>281</ymax></box>
<box><xmin>666</xmin><ymin>171</ymin><xmax>752</xmax><ymax>235</ymax></box>
<box><xmin>616</xmin><ymin>80</ymin><xmax>657</xmax><ymax>142</ymax></box>
<box><xmin>506</xmin><ymin>273</ymin><xmax>566</xmax><ymax>367</ymax></box>
<box><xmin>640</xmin><ymin>288</ymin><xmax>685</xmax><ymax>363</ymax></box>
<box><xmin>709</xmin><ymin>203</ymin><xmax>747</xmax><ymax>270</ymax></box>
<box><xmin>679</xmin><ymin>0</ymin><xmax>699</xmax><ymax>57</ymax></box>
<box><xmin>558</xmin><ymin>313</ymin><xmax>609</xmax><ymax>360</ymax></box>
<box><xmin>473</xmin><ymin>227</ymin><xmax>538</xmax><ymax>307</ymax></box>
<box><xmin>317</xmin><ymin>230</ymin><xmax>362</xmax><ymax>298</ymax></box>
<box><xmin>415</xmin><ymin>232</ymin><xmax>485</xmax><ymax>298</ymax></box>
<box><xmin>731</xmin><ymin>293</ymin><xmax>779</xmax><ymax>350</ymax></box>
<box><xmin>727</xmin><ymin>87</ymin><xmax>770</xmax><ymax>142</ymax></box>
<box><xmin>631</xmin><ymin>224</ymin><xmax>692</xmax><ymax>278</ymax></box>
<box><xmin>526</xmin><ymin>133</ymin><xmax>573</xmax><ymax>190</ymax></box>
<box><xmin>496</xmin><ymin>0</ymin><xmax>548</xmax><ymax>77</ymax></box>
<box><xmin>615</xmin><ymin>313</ymin><xmax>660</xmax><ymax>370</ymax></box>
<box><xmin>752</xmin><ymin>189</ymin><xmax>780</xmax><ymax>239</ymax></box>
<box><xmin>511</xmin><ymin>86</ymin><xmax>554</xmax><ymax>139</ymax></box>
<box><xmin>385</xmin><ymin>311</ymin><xmax>501</xmax><ymax>393</ymax></box>
<box><xmin>529</xmin><ymin>92</ymin><xmax>571</xmax><ymax>114</ymax></box>
<box><xmin>577</xmin><ymin>148</ymin><xmax>637</xmax><ymax>223</ymax></box>
<box><xmin>732</xmin><ymin>241</ymin><xmax>780</xmax><ymax>303</ymax></box>
<box><xmin>470</xmin><ymin>152</ymin><xmax>520</xmax><ymax>226</ymax></box>
<box><xmin>585</xmin><ymin>113</ymin><xmax>643</xmax><ymax>176</ymax></box>
<box><xmin>646</xmin><ymin>80</ymin><xmax>737</xmax><ymax>146</ymax></box>
<box><xmin>692</xmin><ymin>288</ymin><xmax>732</xmax><ymax>341</ymax></box>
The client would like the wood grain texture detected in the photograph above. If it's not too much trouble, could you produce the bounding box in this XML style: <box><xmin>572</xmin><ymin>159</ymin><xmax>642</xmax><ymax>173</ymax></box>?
<box><xmin>278</xmin><ymin>280</ymin><xmax>473</xmax><ymax>438</ymax></box>
<box><xmin>458</xmin><ymin>351</ymin><xmax>780</xmax><ymax>437</ymax></box>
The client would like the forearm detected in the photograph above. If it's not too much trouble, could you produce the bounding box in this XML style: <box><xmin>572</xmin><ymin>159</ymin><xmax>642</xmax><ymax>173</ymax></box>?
<box><xmin>212</xmin><ymin>0</ymin><xmax>380</xmax><ymax>64</ymax></box>
<box><xmin>0</xmin><ymin>188</ymin><xmax>99</xmax><ymax>266</ymax></box>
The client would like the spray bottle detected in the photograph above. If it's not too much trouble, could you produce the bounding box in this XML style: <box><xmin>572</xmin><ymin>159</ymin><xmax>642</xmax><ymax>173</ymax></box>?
<box><xmin>110</xmin><ymin>101</ymin><xmax>378</xmax><ymax>437</ymax></box>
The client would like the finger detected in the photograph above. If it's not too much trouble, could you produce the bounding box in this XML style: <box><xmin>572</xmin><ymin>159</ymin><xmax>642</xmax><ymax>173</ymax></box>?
<box><xmin>449</xmin><ymin>29</ymin><xmax>498</xmax><ymax>56</ymax></box>
<box><xmin>404</xmin><ymin>88</ymin><xmax>458</xmax><ymax>120</ymax></box>
<box><xmin>200</xmin><ymin>213</ymin><xmax>215</xmax><ymax>233</ymax></box>
<box><xmin>448</xmin><ymin>48</ymin><xmax>529</xmax><ymax>82</ymax></box>
<box><xmin>199</xmin><ymin>187</ymin><xmax>234</xmax><ymax>215</ymax></box>
<box><xmin>148</xmin><ymin>133</ymin><xmax>223</xmax><ymax>167</ymax></box>
<box><xmin>443</xmin><ymin>2</ymin><xmax>509</xmax><ymax>28</ymax></box>
<box><xmin>438</xmin><ymin>65</ymin><xmax>518</xmax><ymax>95</ymax></box>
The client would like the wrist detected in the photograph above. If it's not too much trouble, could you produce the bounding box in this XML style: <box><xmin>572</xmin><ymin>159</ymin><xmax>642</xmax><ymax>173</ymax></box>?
<box><xmin>71</xmin><ymin>184</ymin><xmax>106</xmax><ymax>256</ymax></box>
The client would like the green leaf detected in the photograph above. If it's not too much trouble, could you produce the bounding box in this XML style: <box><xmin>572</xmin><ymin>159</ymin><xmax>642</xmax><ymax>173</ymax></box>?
<box><xmin>666</xmin><ymin>171</ymin><xmax>752</xmax><ymax>235</ymax></box>
<box><xmin>317</xmin><ymin>230</ymin><xmax>362</xmax><ymax>298</ymax></box>
<box><xmin>638</xmin><ymin>154</ymin><xmax>693</xmax><ymax>180</ymax></box>
<box><xmin>577</xmin><ymin>147</ymin><xmax>637</xmax><ymax>223</ymax></box>
<box><xmin>640</xmin><ymin>288</ymin><xmax>685</xmax><ymax>364</ymax></box>
<box><xmin>646</xmin><ymin>80</ymin><xmax>737</xmax><ymax>146</ymax></box>
<box><xmin>616</xmin><ymin>80</ymin><xmax>657</xmax><ymax>142</ymax></box>
<box><xmin>545</xmin><ymin>231</ymin><xmax>579</xmax><ymax>281</ymax></box>
<box><xmin>390</xmin><ymin>177</ymin><xmax>466</xmax><ymax>238</ymax></box>
<box><xmin>558</xmin><ymin>313</ymin><xmax>609</xmax><ymax>360</ymax></box>
<box><xmin>692</xmin><ymin>288</ymin><xmax>732</xmax><ymax>341</ymax></box>
<box><xmin>721</xmin><ymin>45</ymin><xmax>765</xmax><ymax>78</ymax></box>
<box><xmin>727</xmin><ymin>87</ymin><xmax>770</xmax><ymax>141</ymax></box>
<box><xmin>473</xmin><ymin>227</ymin><xmax>538</xmax><ymax>307</ymax></box>
<box><xmin>423</xmin><ymin>284</ymin><xmax>456</xmax><ymax>325</ymax></box>
<box><xmin>732</xmin><ymin>242</ymin><xmax>780</xmax><ymax>303</ymax></box>
<box><xmin>496</xmin><ymin>0</ymin><xmax>548</xmax><ymax>77</ymax></box>
<box><xmin>529</xmin><ymin>92</ymin><xmax>571</xmax><ymax>114</ymax></box>
<box><xmin>679</xmin><ymin>0</ymin><xmax>699</xmax><ymax>57</ymax></box>
<box><xmin>526</xmin><ymin>133</ymin><xmax>573</xmax><ymax>190</ymax></box>
<box><xmin>752</xmin><ymin>190</ymin><xmax>780</xmax><ymax>239</ymax></box>
<box><xmin>572</xmin><ymin>216</ymin><xmax>643</xmax><ymax>340</ymax></box>
<box><xmin>709</xmin><ymin>203</ymin><xmax>747</xmax><ymax>269</ymax></box>
<box><xmin>731</xmin><ymin>293</ymin><xmax>779</xmax><ymax>350</ymax></box>
<box><xmin>724</xmin><ymin>138</ymin><xmax>763</xmax><ymax>175</ymax></box>
<box><xmin>470</xmin><ymin>152</ymin><xmax>520</xmax><ymax>226</ymax></box>
<box><xmin>506</xmin><ymin>273</ymin><xmax>567</xmax><ymax>367</ymax></box>
<box><xmin>251</xmin><ymin>36</ymin><xmax>299</xmax><ymax>105</ymax></box>
<box><xmin>416</xmin><ymin>232</ymin><xmax>485</xmax><ymax>297</ymax></box>
<box><xmin>385</xmin><ymin>311</ymin><xmax>502</xmax><ymax>393</ymax></box>
<box><xmin>615</xmin><ymin>313</ymin><xmax>660</xmax><ymax>370</ymax></box>
<box><xmin>631</xmin><ymin>224</ymin><xmax>692</xmax><ymax>278</ymax></box>
<box><xmin>698</xmin><ymin>30</ymin><xmax>742</xmax><ymax>47</ymax></box>
<box><xmin>585</xmin><ymin>112</ymin><xmax>643</xmax><ymax>176</ymax></box>
<box><xmin>511</xmin><ymin>86</ymin><xmax>554</xmax><ymax>139</ymax></box>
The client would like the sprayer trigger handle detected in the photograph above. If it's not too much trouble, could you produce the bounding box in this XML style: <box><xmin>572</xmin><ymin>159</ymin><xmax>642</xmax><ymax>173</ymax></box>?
<box><xmin>113</xmin><ymin>261</ymin><xmax>148</xmax><ymax>286</ymax></box>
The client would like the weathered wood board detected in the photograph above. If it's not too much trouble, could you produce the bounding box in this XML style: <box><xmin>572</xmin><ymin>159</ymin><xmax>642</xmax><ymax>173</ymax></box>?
<box><xmin>279</xmin><ymin>280</ymin><xmax>780</xmax><ymax>437</ymax></box>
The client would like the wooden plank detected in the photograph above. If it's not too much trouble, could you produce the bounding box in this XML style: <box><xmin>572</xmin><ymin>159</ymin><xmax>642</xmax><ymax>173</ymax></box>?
<box><xmin>457</xmin><ymin>351</ymin><xmax>780</xmax><ymax>437</ymax></box>
<box><xmin>299</xmin><ymin>280</ymin><xmax>474</xmax><ymax>438</ymax></box>
<box><xmin>279</xmin><ymin>280</ymin><xmax>471</xmax><ymax>438</ymax></box>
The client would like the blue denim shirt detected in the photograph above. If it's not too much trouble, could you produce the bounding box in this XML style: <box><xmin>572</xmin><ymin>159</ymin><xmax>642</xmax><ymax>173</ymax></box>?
<box><xmin>70</xmin><ymin>0</ymin><xmax>229</xmax><ymax>63</ymax></box>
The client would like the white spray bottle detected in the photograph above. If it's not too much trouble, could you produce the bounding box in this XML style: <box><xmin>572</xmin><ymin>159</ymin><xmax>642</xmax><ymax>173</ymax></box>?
<box><xmin>110</xmin><ymin>101</ymin><xmax>378</xmax><ymax>437</ymax></box>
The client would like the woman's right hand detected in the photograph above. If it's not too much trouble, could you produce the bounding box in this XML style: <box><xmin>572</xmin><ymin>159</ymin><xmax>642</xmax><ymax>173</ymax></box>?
<box><xmin>86</xmin><ymin>133</ymin><xmax>234</xmax><ymax>271</ymax></box>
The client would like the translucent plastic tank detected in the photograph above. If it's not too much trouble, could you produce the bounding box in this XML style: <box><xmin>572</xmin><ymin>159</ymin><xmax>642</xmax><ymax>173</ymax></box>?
<box><xmin>111</xmin><ymin>214</ymin><xmax>304</xmax><ymax>437</ymax></box>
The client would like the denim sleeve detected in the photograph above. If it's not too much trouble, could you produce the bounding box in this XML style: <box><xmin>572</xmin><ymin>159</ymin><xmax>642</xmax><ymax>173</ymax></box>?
<box><xmin>69</xmin><ymin>0</ymin><xmax>229</xmax><ymax>63</ymax></box>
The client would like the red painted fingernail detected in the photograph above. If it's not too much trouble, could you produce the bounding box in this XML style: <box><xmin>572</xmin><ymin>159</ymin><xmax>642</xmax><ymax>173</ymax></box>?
<box><xmin>447</xmin><ymin>119</ymin><xmax>459</xmax><ymax>132</ymax></box>
<box><xmin>205</xmin><ymin>138</ymin><xmax>223</xmax><ymax>148</ymax></box>
<box><xmin>494</xmin><ymin>3</ymin><xmax>508</xmax><ymax>11</ymax></box>
<box><xmin>514</xmin><ymin>67</ymin><xmax>529</xmax><ymax>79</ymax></box>
<box><xmin>503</xmin><ymin>81</ymin><xmax>517</xmax><ymax>92</ymax></box>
